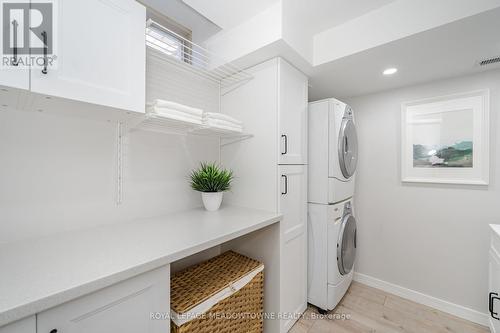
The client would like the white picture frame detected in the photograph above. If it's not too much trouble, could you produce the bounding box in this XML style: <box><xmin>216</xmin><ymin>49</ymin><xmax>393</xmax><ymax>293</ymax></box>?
<box><xmin>401</xmin><ymin>90</ymin><xmax>489</xmax><ymax>185</ymax></box>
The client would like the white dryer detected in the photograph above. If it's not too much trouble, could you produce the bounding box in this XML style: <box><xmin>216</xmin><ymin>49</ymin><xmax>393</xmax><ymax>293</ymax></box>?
<box><xmin>308</xmin><ymin>198</ymin><xmax>357</xmax><ymax>312</ymax></box>
<box><xmin>308</xmin><ymin>98</ymin><xmax>358</xmax><ymax>204</ymax></box>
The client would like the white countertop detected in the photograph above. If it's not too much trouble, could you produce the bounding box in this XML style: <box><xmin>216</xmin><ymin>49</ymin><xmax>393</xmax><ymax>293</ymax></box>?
<box><xmin>491</xmin><ymin>224</ymin><xmax>500</xmax><ymax>237</ymax></box>
<box><xmin>0</xmin><ymin>206</ymin><xmax>282</xmax><ymax>327</ymax></box>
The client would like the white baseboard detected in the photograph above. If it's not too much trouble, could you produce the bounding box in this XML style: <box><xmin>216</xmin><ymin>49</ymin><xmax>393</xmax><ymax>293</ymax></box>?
<box><xmin>353</xmin><ymin>272</ymin><xmax>489</xmax><ymax>326</ymax></box>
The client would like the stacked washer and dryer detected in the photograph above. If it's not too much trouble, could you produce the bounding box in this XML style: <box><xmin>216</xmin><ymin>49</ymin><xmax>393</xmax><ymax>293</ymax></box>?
<box><xmin>307</xmin><ymin>98</ymin><xmax>358</xmax><ymax>313</ymax></box>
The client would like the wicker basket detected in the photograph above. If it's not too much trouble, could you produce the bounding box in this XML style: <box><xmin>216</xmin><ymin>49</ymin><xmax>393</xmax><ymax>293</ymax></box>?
<box><xmin>170</xmin><ymin>251</ymin><xmax>264</xmax><ymax>333</ymax></box>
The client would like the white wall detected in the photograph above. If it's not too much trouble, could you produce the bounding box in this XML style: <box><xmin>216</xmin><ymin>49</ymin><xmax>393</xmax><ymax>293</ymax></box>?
<box><xmin>313</xmin><ymin>0</ymin><xmax>500</xmax><ymax>65</ymax></box>
<box><xmin>346</xmin><ymin>69</ymin><xmax>500</xmax><ymax>318</ymax></box>
<box><xmin>204</xmin><ymin>2</ymin><xmax>283</xmax><ymax>66</ymax></box>
<box><xmin>281</xmin><ymin>0</ymin><xmax>314</xmax><ymax>64</ymax></box>
<box><xmin>0</xmin><ymin>109</ymin><xmax>218</xmax><ymax>244</ymax></box>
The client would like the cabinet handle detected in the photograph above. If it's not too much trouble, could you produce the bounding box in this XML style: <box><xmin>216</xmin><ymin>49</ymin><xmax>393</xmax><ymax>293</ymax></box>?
<box><xmin>490</xmin><ymin>292</ymin><xmax>500</xmax><ymax>320</ymax></box>
<box><xmin>41</xmin><ymin>31</ymin><xmax>48</xmax><ymax>74</ymax></box>
<box><xmin>281</xmin><ymin>135</ymin><xmax>288</xmax><ymax>155</ymax></box>
<box><xmin>11</xmin><ymin>20</ymin><xmax>19</xmax><ymax>66</ymax></box>
<box><xmin>281</xmin><ymin>175</ymin><xmax>288</xmax><ymax>195</ymax></box>
<box><xmin>50</xmin><ymin>329</ymin><xmax>58</xmax><ymax>333</ymax></box>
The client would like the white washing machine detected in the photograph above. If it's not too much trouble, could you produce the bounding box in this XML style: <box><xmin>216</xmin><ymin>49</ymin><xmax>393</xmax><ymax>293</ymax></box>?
<box><xmin>308</xmin><ymin>198</ymin><xmax>357</xmax><ymax>312</ymax></box>
<box><xmin>308</xmin><ymin>98</ymin><xmax>358</xmax><ymax>204</ymax></box>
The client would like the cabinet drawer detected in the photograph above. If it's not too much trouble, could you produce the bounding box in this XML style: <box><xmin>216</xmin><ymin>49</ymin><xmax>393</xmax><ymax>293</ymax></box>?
<box><xmin>37</xmin><ymin>266</ymin><xmax>170</xmax><ymax>333</ymax></box>
<box><xmin>0</xmin><ymin>316</ymin><xmax>35</xmax><ymax>333</ymax></box>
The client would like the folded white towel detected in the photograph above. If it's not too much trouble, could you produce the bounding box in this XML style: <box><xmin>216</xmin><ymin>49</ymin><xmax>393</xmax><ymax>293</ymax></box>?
<box><xmin>203</xmin><ymin>112</ymin><xmax>243</xmax><ymax>126</ymax></box>
<box><xmin>203</xmin><ymin>118</ymin><xmax>244</xmax><ymax>129</ymax></box>
<box><xmin>150</xmin><ymin>99</ymin><xmax>203</xmax><ymax>117</ymax></box>
<box><xmin>204</xmin><ymin>118</ymin><xmax>243</xmax><ymax>127</ymax></box>
<box><xmin>206</xmin><ymin>124</ymin><xmax>243</xmax><ymax>134</ymax></box>
<box><xmin>204</xmin><ymin>119</ymin><xmax>243</xmax><ymax>133</ymax></box>
<box><xmin>147</xmin><ymin>107</ymin><xmax>202</xmax><ymax>125</ymax></box>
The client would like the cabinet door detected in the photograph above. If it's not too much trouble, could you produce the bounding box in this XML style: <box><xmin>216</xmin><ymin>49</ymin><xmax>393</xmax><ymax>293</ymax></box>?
<box><xmin>490</xmin><ymin>248</ymin><xmax>500</xmax><ymax>332</ymax></box>
<box><xmin>30</xmin><ymin>0</ymin><xmax>145</xmax><ymax>113</ymax></box>
<box><xmin>0</xmin><ymin>8</ymin><xmax>29</xmax><ymax>90</ymax></box>
<box><xmin>278</xmin><ymin>58</ymin><xmax>308</xmax><ymax>165</ymax></box>
<box><xmin>0</xmin><ymin>316</ymin><xmax>35</xmax><ymax>333</ymax></box>
<box><xmin>0</xmin><ymin>68</ymin><xmax>29</xmax><ymax>91</ymax></box>
<box><xmin>37</xmin><ymin>266</ymin><xmax>170</xmax><ymax>333</ymax></box>
<box><xmin>279</xmin><ymin>165</ymin><xmax>307</xmax><ymax>332</ymax></box>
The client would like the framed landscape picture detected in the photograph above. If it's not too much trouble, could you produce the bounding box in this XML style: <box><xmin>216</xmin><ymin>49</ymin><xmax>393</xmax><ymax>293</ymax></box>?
<box><xmin>401</xmin><ymin>90</ymin><xmax>489</xmax><ymax>185</ymax></box>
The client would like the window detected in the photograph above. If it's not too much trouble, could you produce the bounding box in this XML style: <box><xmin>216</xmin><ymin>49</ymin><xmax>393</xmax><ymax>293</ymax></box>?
<box><xmin>146</xmin><ymin>23</ymin><xmax>185</xmax><ymax>61</ymax></box>
<box><xmin>145</xmin><ymin>10</ymin><xmax>192</xmax><ymax>63</ymax></box>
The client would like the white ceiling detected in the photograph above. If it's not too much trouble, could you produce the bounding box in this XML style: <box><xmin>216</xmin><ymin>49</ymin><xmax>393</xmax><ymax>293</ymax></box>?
<box><xmin>309</xmin><ymin>7</ymin><xmax>500</xmax><ymax>100</ymax></box>
<box><xmin>287</xmin><ymin>0</ymin><xmax>397</xmax><ymax>35</ymax></box>
<box><xmin>182</xmin><ymin>0</ymin><xmax>396</xmax><ymax>32</ymax></box>
<box><xmin>182</xmin><ymin>0</ymin><xmax>279</xmax><ymax>29</ymax></box>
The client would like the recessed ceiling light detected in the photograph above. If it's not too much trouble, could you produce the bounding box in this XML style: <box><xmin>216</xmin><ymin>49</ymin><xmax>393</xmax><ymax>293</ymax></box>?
<box><xmin>383</xmin><ymin>68</ymin><xmax>398</xmax><ymax>75</ymax></box>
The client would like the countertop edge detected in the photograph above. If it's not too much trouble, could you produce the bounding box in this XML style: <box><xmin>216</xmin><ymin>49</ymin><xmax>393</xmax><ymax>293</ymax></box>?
<box><xmin>0</xmin><ymin>210</ymin><xmax>282</xmax><ymax>327</ymax></box>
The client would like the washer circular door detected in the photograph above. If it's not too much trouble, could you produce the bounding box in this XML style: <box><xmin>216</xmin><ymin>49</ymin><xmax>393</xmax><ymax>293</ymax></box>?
<box><xmin>337</xmin><ymin>214</ymin><xmax>357</xmax><ymax>275</ymax></box>
<box><xmin>338</xmin><ymin>117</ymin><xmax>358</xmax><ymax>179</ymax></box>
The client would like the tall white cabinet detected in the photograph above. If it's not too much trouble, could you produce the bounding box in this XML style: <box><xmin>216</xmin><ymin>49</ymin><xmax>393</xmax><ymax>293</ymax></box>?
<box><xmin>221</xmin><ymin>57</ymin><xmax>308</xmax><ymax>332</ymax></box>
<box><xmin>278</xmin><ymin>60</ymin><xmax>308</xmax><ymax>165</ymax></box>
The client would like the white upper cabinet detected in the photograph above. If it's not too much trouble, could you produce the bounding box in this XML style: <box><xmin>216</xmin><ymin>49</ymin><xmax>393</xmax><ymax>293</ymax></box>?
<box><xmin>0</xmin><ymin>67</ymin><xmax>29</xmax><ymax>91</ymax></box>
<box><xmin>0</xmin><ymin>6</ymin><xmax>29</xmax><ymax>90</ymax></box>
<box><xmin>278</xmin><ymin>59</ymin><xmax>308</xmax><ymax>165</ymax></box>
<box><xmin>30</xmin><ymin>0</ymin><xmax>146</xmax><ymax>113</ymax></box>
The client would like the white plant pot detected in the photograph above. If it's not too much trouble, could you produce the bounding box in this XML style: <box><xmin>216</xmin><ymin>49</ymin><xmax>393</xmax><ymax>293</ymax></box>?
<box><xmin>201</xmin><ymin>192</ymin><xmax>224</xmax><ymax>211</ymax></box>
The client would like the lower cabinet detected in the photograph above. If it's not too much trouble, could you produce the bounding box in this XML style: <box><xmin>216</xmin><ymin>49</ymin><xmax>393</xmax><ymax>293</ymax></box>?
<box><xmin>490</xmin><ymin>228</ymin><xmax>500</xmax><ymax>333</ymax></box>
<box><xmin>37</xmin><ymin>266</ymin><xmax>170</xmax><ymax>333</ymax></box>
<box><xmin>279</xmin><ymin>165</ymin><xmax>307</xmax><ymax>332</ymax></box>
<box><xmin>0</xmin><ymin>316</ymin><xmax>35</xmax><ymax>333</ymax></box>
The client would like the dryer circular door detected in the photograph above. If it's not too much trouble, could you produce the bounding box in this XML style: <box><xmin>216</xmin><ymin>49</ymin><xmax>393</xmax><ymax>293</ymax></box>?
<box><xmin>337</xmin><ymin>214</ymin><xmax>357</xmax><ymax>275</ymax></box>
<box><xmin>338</xmin><ymin>117</ymin><xmax>358</xmax><ymax>179</ymax></box>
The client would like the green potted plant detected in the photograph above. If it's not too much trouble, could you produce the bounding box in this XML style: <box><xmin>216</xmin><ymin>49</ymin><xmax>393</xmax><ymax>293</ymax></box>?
<box><xmin>190</xmin><ymin>162</ymin><xmax>234</xmax><ymax>211</ymax></box>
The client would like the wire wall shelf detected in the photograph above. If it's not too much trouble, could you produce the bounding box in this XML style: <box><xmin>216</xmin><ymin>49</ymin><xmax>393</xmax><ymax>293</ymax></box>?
<box><xmin>146</xmin><ymin>19</ymin><xmax>253</xmax><ymax>90</ymax></box>
<box><xmin>128</xmin><ymin>112</ymin><xmax>253</xmax><ymax>145</ymax></box>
